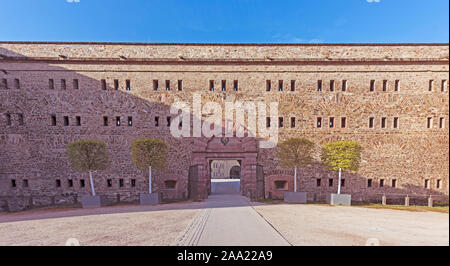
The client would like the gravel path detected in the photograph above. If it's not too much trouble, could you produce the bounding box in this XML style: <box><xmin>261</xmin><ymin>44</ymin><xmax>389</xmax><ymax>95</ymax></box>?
<box><xmin>253</xmin><ymin>204</ymin><xmax>449</xmax><ymax>246</ymax></box>
<box><xmin>0</xmin><ymin>204</ymin><xmax>200</xmax><ymax>246</ymax></box>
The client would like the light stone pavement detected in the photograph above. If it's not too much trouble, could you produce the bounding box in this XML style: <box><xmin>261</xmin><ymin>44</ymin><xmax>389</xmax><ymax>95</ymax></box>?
<box><xmin>175</xmin><ymin>179</ymin><xmax>290</xmax><ymax>246</ymax></box>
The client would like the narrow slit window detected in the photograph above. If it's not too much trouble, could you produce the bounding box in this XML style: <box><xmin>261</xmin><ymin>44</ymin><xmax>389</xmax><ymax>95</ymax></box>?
<box><xmin>209</xmin><ymin>80</ymin><xmax>214</xmax><ymax>91</ymax></box>
<box><xmin>221</xmin><ymin>80</ymin><xmax>226</xmax><ymax>91</ymax></box>
<box><xmin>167</xmin><ymin>116</ymin><xmax>171</xmax><ymax>127</ymax></box>
<box><xmin>341</xmin><ymin>179</ymin><xmax>345</xmax><ymax>187</ymax></box>
<box><xmin>76</xmin><ymin>116</ymin><xmax>81</xmax><ymax>126</ymax></box>
<box><xmin>290</xmin><ymin>80</ymin><xmax>295</xmax><ymax>91</ymax></box>
<box><xmin>329</xmin><ymin>117</ymin><xmax>334</xmax><ymax>128</ymax></box>
<box><xmin>437</xmin><ymin>179</ymin><xmax>442</xmax><ymax>189</ymax></box>
<box><xmin>342</xmin><ymin>80</ymin><xmax>347</xmax><ymax>91</ymax></box>
<box><xmin>1</xmin><ymin>78</ymin><xmax>7</xmax><ymax>89</ymax></box>
<box><xmin>330</xmin><ymin>80</ymin><xmax>334</xmax><ymax>92</ymax></box>
<box><xmin>64</xmin><ymin>116</ymin><xmax>69</xmax><ymax>126</ymax></box>
<box><xmin>392</xmin><ymin>179</ymin><xmax>397</xmax><ymax>188</ymax></box>
<box><xmin>178</xmin><ymin>80</ymin><xmax>183</xmax><ymax>91</ymax></box>
<box><xmin>369</xmin><ymin>117</ymin><xmax>374</xmax><ymax>128</ymax></box>
<box><xmin>425</xmin><ymin>179</ymin><xmax>430</xmax><ymax>189</ymax></box>
<box><xmin>126</xmin><ymin>79</ymin><xmax>131</xmax><ymax>91</ymax></box>
<box><xmin>49</xmin><ymin>79</ymin><xmax>54</xmax><ymax>90</ymax></box>
<box><xmin>103</xmin><ymin>116</ymin><xmax>109</xmax><ymax>126</ymax></box>
<box><xmin>233</xmin><ymin>80</ymin><xmax>238</xmax><ymax>91</ymax></box>
<box><xmin>101</xmin><ymin>79</ymin><xmax>107</xmax><ymax>90</ymax></box>
<box><xmin>382</xmin><ymin>80</ymin><xmax>387</xmax><ymax>92</ymax></box>
<box><xmin>68</xmin><ymin>179</ymin><xmax>73</xmax><ymax>188</ymax></box>
<box><xmin>266</xmin><ymin>117</ymin><xmax>271</xmax><ymax>128</ymax></box>
<box><xmin>61</xmin><ymin>79</ymin><xmax>66</xmax><ymax>90</ymax></box>
<box><xmin>290</xmin><ymin>117</ymin><xmax>295</xmax><ymax>128</ymax></box>
<box><xmin>380</xmin><ymin>179</ymin><xmax>385</xmax><ymax>187</ymax></box>
<box><xmin>427</xmin><ymin>117</ymin><xmax>432</xmax><ymax>128</ymax></box>
<box><xmin>155</xmin><ymin>116</ymin><xmax>159</xmax><ymax>127</ymax></box>
<box><xmin>116</xmin><ymin>116</ymin><xmax>121</xmax><ymax>126</ymax></box>
<box><xmin>73</xmin><ymin>79</ymin><xmax>79</xmax><ymax>90</ymax></box>
<box><xmin>317</xmin><ymin>117</ymin><xmax>322</xmax><ymax>128</ymax></box>
<box><xmin>341</xmin><ymin>117</ymin><xmax>346</xmax><ymax>128</ymax></box>
<box><xmin>439</xmin><ymin>117</ymin><xmax>444</xmax><ymax>128</ymax></box>
<box><xmin>278</xmin><ymin>80</ymin><xmax>283</xmax><ymax>91</ymax></box>
<box><xmin>429</xmin><ymin>80</ymin><xmax>433</xmax><ymax>91</ymax></box>
<box><xmin>119</xmin><ymin>179</ymin><xmax>124</xmax><ymax>187</ymax></box>
<box><xmin>56</xmin><ymin>179</ymin><xmax>61</xmax><ymax>187</ymax></box>
<box><xmin>18</xmin><ymin>114</ymin><xmax>24</xmax><ymax>125</ymax></box>
<box><xmin>131</xmin><ymin>179</ymin><xmax>136</xmax><ymax>187</ymax></box>
<box><xmin>51</xmin><ymin>115</ymin><xmax>57</xmax><ymax>126</ymax></box>
<box><xmin>394</xmin><ymin>80</ymin><xmax>400</xmax><ymax>91</ymax></box>
<box><xmin>266</xmin><ymin>80</ymin><xmax>271</xmax><ymax>91</ymax></box>
<box><xmin>11</xmin><ymin>179</ymin><xmax>16</xmax><ymax>188</ymax></box>
<box><xmin>80</xmin><ymin>179</ymin><xmax>85</xmax><ymax>187</ymax></box>
<box><xmin>5</xmin><ymin>113</ymin><xmax>11</xmax><ymax>125</ymax></box>
<box><xmin>370</xmin><ymin>80</ymin><xmax>375</xmax><ymax>92</ymax></box>
<box><xmin>153</xmin><ymin>80</ymin><xmax>159</xmax><ymax>91</ymax></box>
<box><xmin>329</xmin><ymin>179</ymin><xmax>333</xmax><ymax>187</ymax></box>
<box><xmin>165</xmin><ymin>80</ymin><xmax>170</xmax><ymax>91</ymax></box>
<box><xmin>114</xmin><ymin>79</ymin><xmax>119</xmax><ymax>90</ymax></box>
<box><xmin>107</xmin><ymin>179</ymin><xmax>112</xmax><ymax>187</ymax></box>
<box><xmin>393</xmin><ymin>117</ymin><xmax>398</xmax><ymax>129</ymax></box>
<box><xmin>381</xmin><ymin>117</ymin><xmax>386</xmax><ymax>128</ymax></box>
<box><xmin>14</xmin><ymin>79</ymin><xmax>20</xmax><ymax>89</ymax></box>
<box><xmin>128</xmin><ymin>116</ymin><xmax>132</xmax><ymax>126</ymax></box>
<box><xmin>278</xmin><ymin>117</ymin><xmax>283</xmax><ymax>128</ymax></box>
<box><xmin>442</xmin><ymin>80</ymin><xmax>447</xmax><ymax>92</ymax></box>
<box><xmin>317</xmin><ymin>80</ymin><xmax>322</xmax><ymax>92</ymax></box>
<box><xmin>316</xmin><ymin>179</ymin><xmax>321</xmax><ymax>187</ymax></box>
<box><xmin>368</xmin><ymin>179</ymin><xmax>372</xmax><ymax>188</ymax></box>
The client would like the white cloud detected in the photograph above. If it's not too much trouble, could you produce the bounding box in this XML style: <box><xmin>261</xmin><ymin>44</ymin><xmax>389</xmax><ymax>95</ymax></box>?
<box><xmin>366</xmin><ymin>0</ymin><xmax>381</xmax><ymax>2</ymax></box>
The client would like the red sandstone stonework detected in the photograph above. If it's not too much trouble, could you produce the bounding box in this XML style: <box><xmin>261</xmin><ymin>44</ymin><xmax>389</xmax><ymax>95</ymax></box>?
<box><xmin>0</xmin><ymin>42</ymin><xmax>448</xmax><ymax>211</ymax></box>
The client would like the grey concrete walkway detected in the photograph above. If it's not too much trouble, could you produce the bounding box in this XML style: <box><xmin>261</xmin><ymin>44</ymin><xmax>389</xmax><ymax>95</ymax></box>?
<box><xmin>175</xmin><ymin>180</ymin><xmax>290</xmax><ymax>246</ymax></box>
<box><xmin>197</xmin><ymin>194</ymin><xmax>290</xmax><ymax>246</ymax></box>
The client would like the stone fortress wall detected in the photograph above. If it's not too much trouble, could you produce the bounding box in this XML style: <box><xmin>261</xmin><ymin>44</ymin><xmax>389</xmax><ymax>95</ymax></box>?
<box><xmin>0</xmin><ymin>42</ymin><xmax>448</xmax><ymax>211</ymax></box>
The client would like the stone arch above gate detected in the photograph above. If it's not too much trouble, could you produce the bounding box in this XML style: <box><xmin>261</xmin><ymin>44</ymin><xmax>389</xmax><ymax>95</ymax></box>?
<box><xmin>190</xmin><ymin>136</ymin><xmax>262</xmax><ymax>200</ymax></box>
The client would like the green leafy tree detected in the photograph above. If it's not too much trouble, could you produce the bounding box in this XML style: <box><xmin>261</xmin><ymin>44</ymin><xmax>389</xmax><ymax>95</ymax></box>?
<box><xmin>277</xmin><ymin>137</ymin><xmax>315</xmax><ymax>192</ymax></box>
<box><xmin>66</xmin><ymin>139</ymin><xmax>110</xmax><ymax>196</ymax></box>
<box><xmin>131</xmin><ymin>138</ymin><xmax>169</xmax><ymax>194</ymax></box>
<box><xmin>321</xmin><ymin>140</ymin><xmax>362</xmax><ymax>194</ymax></box>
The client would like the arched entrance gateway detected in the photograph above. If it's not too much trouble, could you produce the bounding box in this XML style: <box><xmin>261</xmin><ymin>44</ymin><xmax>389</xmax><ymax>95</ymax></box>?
<box><xmin>188</xmin><ymin>136</ymin><xmax>264</xmax><ymax>201</ymax></box>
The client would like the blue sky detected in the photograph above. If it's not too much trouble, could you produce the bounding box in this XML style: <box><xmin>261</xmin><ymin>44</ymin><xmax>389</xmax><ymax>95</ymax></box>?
<box><xmin>1</xmin><ymin>0</ymin><xmax>449</xmax><ymax>43</ymax></box>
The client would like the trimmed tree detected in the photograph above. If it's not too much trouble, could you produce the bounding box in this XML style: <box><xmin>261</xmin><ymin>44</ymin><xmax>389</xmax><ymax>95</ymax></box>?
<box><xmin>277</xmin><ymin>137</ymin><xmax>315</xmax><ymax>192</ymax></box>
<box><xmin>321</xmin><ymin>140</ymin><xmax>363</xmax><ymax>194</ymax></box>
<box><xmin>66</xmin><ymin>139</ymin><xmax>110</xmax><ymax>196</ymax></box>
<box><xmin>131</xmin><ymin>138</ymin><xmax>169</xmax><ymax>194</ymax></box>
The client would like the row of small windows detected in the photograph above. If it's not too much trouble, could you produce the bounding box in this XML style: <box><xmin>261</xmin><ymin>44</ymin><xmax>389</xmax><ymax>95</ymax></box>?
<box><xmin>1</xmin><ymin>78</ymin><xmax>447</xmax><ymax>92</ymax></box>
<box><xmin>368</xmin><ymin>117</ymin><xmax>399</xmax><ymax>129</ymax></box>
<box><xmin>314</xmin><ymin>117</ymin><xmax>347</xmax><ymax>128</ymax></box>
<box><xmin>103</xmin><ymin>116</ymin><xmax>134</xmax><ymax>126</ymax></box>
<box><xmin>0</xmin><ymin>78</ymin><xmax>21</xmax><ymax>89</ymax></box>
<box><xmin>10</xmin><ymin>178</ymin><xmax>137</xmax><ymax>189</ymax></box>
<box><xmin>9</xmin><ymin>177</ymin><xmax>442</xmax><ymax>190</ymax></box>
<box><xmin>50</xmin><ymin>115</ymin><xmax>82</xmax><ymax>126</ymax></box>
<box><xmin>10</xmin><ymin>178</ymin><xmax>180</xmax><ymax>189</ymax></box>
<box><xmin>4</xmin><ymin>113</ymin><xmax>24</xmax><ymax>126</ymax></box>
<box><xmin>48</xmin><ymin>79</ymin><xmax>79</xmax><ymax>90</ymax></box>
<box><xmin>2</xmin><ymin>113</ymin><xmax>445</xmax><ymax>130</ymax></box>
<box><xmin>427</xmin><ymin>117</ymin><xmax>446</xmax><ymax>129</ymax></box>
<box><xmin>313</xmin><ymin>178</ymin><xmax>443</xmax><ymax>189</ymax></box>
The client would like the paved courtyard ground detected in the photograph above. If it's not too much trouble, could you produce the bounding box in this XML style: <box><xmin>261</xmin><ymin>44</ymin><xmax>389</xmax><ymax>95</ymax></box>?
<box><xmin>0</xmin><ymin>180</ymin><xmax>448</xmax><ymax>246</ymax></box>
<box><xmin>253</xmin><ymin>203</ymin><xmax>449</xmax><ymax>246</ymax></box>
<box><xmin>0</xmin><ymin>205</ymin><xmax>200</xmax><ymax>246</ymax></box>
